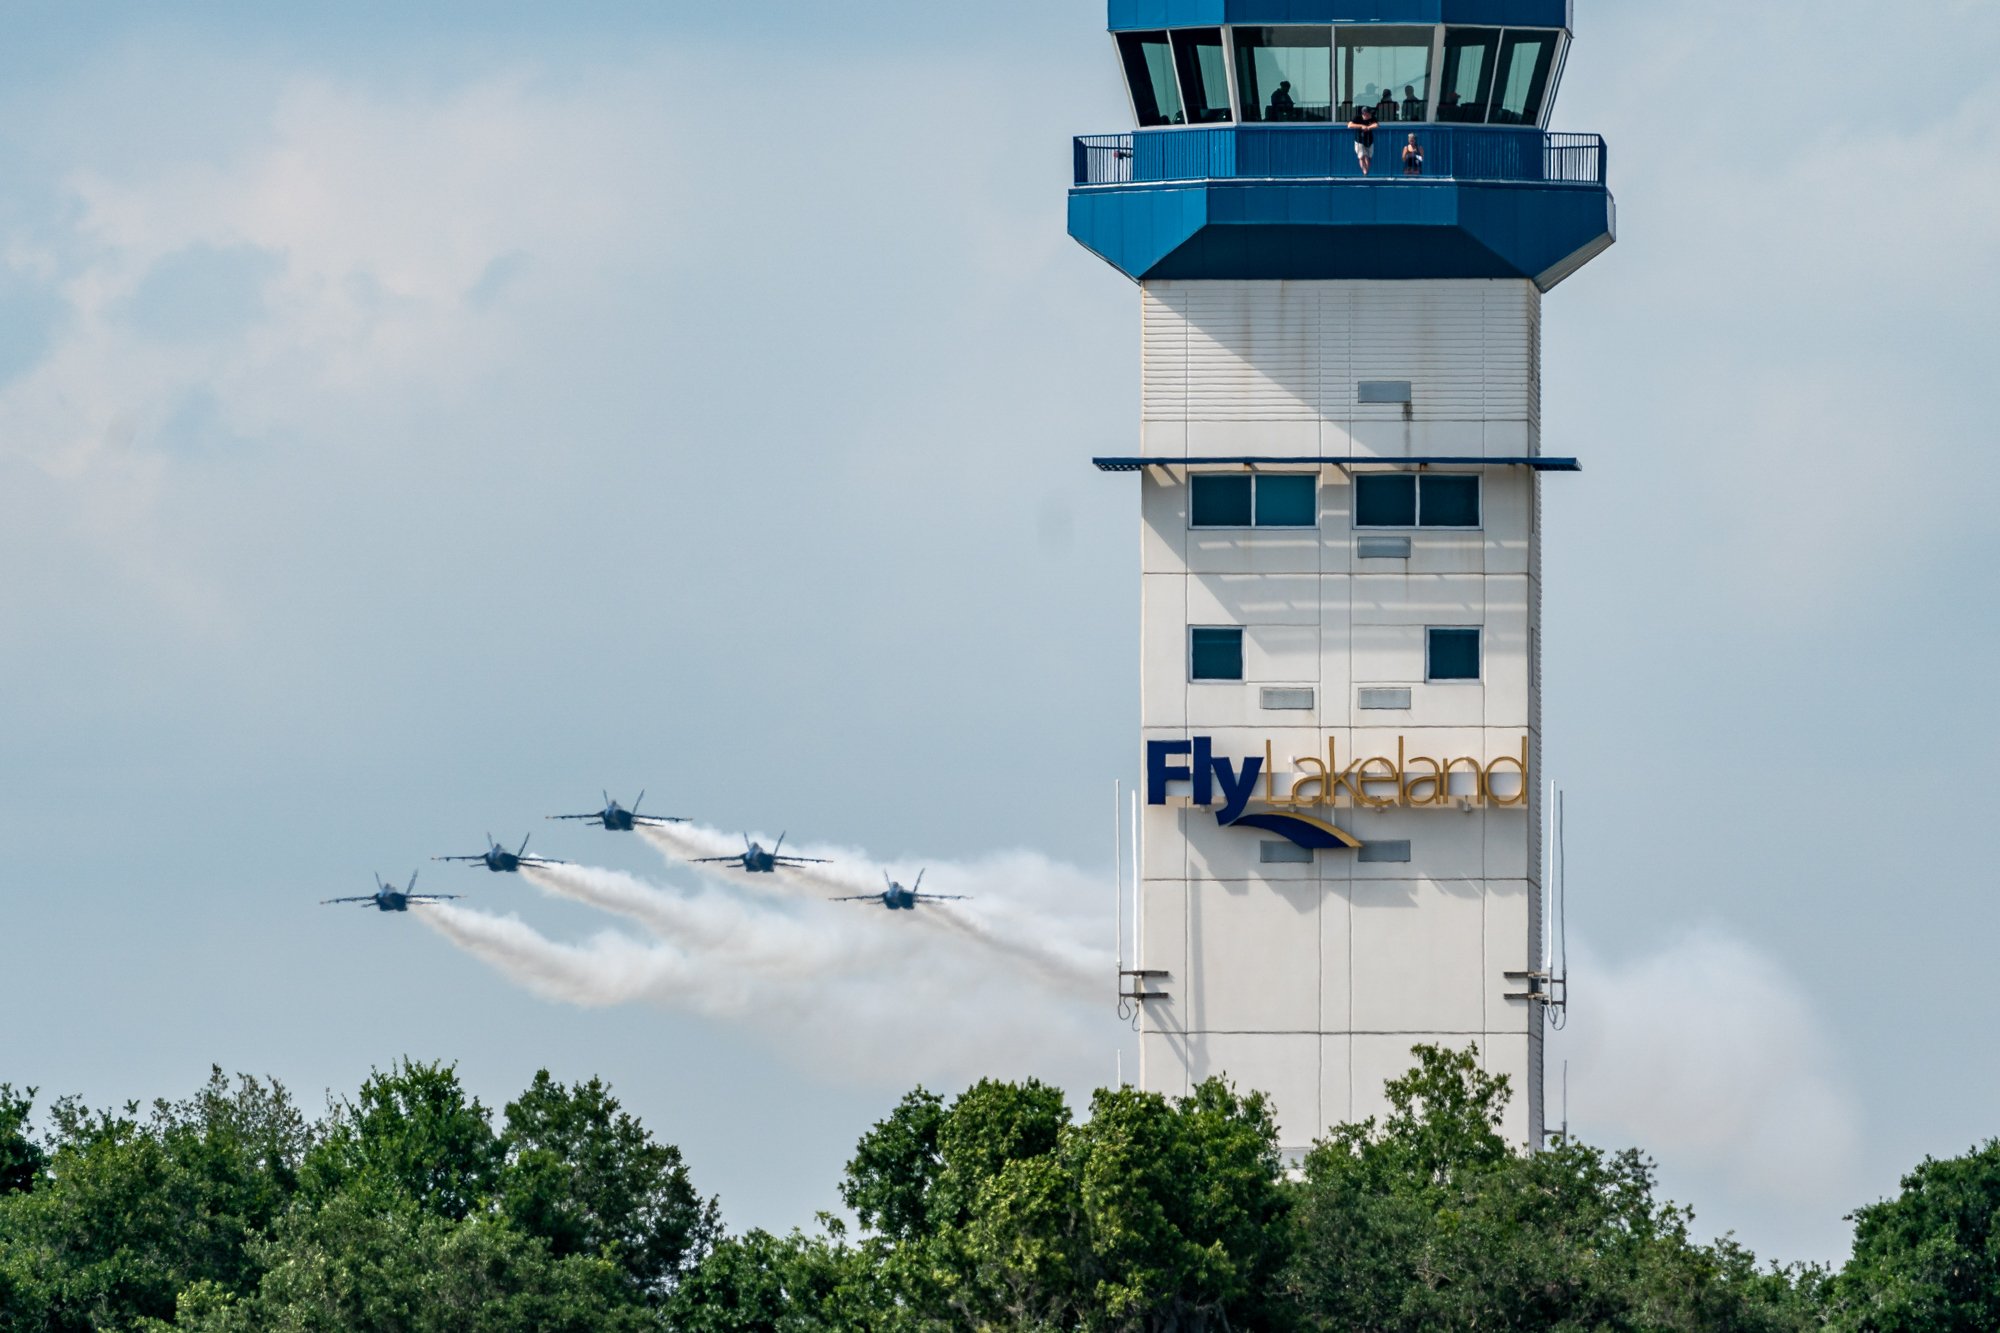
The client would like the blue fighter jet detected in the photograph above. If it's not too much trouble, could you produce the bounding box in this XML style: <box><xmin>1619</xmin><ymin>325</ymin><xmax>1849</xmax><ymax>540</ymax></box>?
<box><xmin>692</xmin><ymin>833</ymin><xmax>829</xmax><ymax>874</ymax></box>
<box><xmin>547</xmin><ymin>790</ymin><xmax>687</xmax><ymax>831</ymax></box>
<box><xmin>434</xmin><ymin>833</ymin><xmax>566</xmax><ymax>874</ymax></box>
<box><xmin>832</xmin><ymin>869</ymin><xmax>967</xmax><ymax>911</ymax></box>
<box><xmin>322</xmin><ymin>871</ymin><xmax>461</xmax><ymax>913</ymax></box>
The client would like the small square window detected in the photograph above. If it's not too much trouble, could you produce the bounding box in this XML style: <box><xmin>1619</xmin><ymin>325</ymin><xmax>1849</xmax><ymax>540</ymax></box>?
<box><xmin>1355</xmin><ymin>474</ymin><xmax>1417</xmax><ymax>527</ymax></box>
<box><xmin>1190</xmin><ymin>474</ymin><xmax>1253</xmax><ymax>527</ymax></box>
<box><xmin>1190</xmin><ymin>627</ymin><xmax>1244</xmax><ymax>681</ymax></box>
<box><xmin>1427</xmin><ymin>627</ymin><xmax>1481</xmax><ymax>682</ymax></box>
<box><xmin>1420</xmin><ymin>475</ymin><xmax>1481</xmax><ymax>527</ymax></box>
<box><xmin>1254</xmin><ymin>474</ymin><xmax>1317</xmax><ymax>527</ymax></box>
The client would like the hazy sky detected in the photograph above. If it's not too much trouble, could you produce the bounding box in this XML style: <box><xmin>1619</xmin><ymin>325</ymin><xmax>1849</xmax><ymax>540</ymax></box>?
<box><xmin>3</xmin><ymin>0</ymin><xmax>1996</xmax><ymax>1267</ymax></box>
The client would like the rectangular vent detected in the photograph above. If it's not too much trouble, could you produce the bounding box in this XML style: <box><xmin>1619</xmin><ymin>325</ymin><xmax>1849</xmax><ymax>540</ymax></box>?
<box><xmin>1358</xmin><ymin>687</ymin><xmax>1412</xmax><ymax>710</ymax></box>
<box><xmin>1358</xmin><ymin>840</ymin><xmax>1413</xmax><ymax>864</ymax></box>
<box><xmin>1357</xmin><ymin>536</ymin><xmax>1412</xmax><ymax>560</ymax></box>
<box><xmin>1357</xmin><ymin>380</ymin><xmax>1413</xmax><ymax>404</ymax></box>
<box><xmin>1260</xmin><ymin>687</ymin><xmax>1315</xmax><ymax>711</ymax></box>
<box><xmin>1260</xmin><ymin>841</ymin><xmax>1314</xmax><ymax>864</ymax></box>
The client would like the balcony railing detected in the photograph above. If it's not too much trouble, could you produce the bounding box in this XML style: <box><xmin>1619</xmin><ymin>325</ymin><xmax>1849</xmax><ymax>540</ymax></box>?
<box><xmin>1073</xmin><ymin>127</ymin><xmax>1607</xmax><ymax>188</ymax></box>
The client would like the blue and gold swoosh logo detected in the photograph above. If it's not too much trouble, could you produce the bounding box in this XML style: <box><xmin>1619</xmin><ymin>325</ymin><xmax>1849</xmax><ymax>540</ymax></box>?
<box><xmin>1226</xmin><ymin>812</ymin><xmax>1363</xmax><ymax>851</ymax></box>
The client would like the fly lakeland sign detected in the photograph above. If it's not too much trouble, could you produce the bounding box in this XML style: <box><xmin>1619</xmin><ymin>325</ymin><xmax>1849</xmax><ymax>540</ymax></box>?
<box><xmin>1147</xmin><ymin>736</ymin><xmax>1532</xmax><ymax>850</ymax></box>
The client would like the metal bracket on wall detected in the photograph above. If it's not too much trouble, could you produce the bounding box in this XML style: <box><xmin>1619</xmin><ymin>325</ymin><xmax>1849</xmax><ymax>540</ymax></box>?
<box><xmin>1120</xmin><ymin>968</ymin><xmax>1171</xmax><ymax>1002</ymax></box>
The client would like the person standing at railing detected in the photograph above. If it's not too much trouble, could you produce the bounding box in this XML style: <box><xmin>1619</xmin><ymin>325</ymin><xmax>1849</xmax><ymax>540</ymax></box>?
<box><xmin>1268</xmin><ymin>81</ymin><xmax>1296</xmax><ymax>122</ymax></box>
<box><xmin>1349</xmin><ymin>103</ymin><xmax>1379</xmax><ymax>174</ymax></box>
<box><xmin>1376</xmin><ymin>89</ymin><xmax>1399</xmax><ymax>124</ymax></box>
<box><xmin>1403</xmin><ymin>134</ymin><xmax>1424</xmax><ymax>176</ymax></box>
<box><xmin>1402</xmin><ymin>85</ymin><xmax>1424</xmax><ymax>123</ymax></box>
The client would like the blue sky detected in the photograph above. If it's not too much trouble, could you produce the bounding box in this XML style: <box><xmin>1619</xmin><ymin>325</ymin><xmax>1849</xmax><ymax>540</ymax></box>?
<box><xmin>2</xmin><ymin>0</ymin><xmax>1997</xmax><ymax>1265</ymax></box>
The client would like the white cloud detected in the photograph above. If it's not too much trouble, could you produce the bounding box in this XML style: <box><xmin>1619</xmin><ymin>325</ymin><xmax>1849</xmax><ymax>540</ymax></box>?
<box><xmin>1554</xmin><ymin>930</ymin><xmax>1862</xmax><ymax>1252</ymax></box>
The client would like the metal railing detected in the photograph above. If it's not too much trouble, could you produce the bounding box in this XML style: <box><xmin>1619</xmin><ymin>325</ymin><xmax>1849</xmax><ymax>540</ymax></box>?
<box><xmin>1074</xmin><ymin>126</ymin><xmax>1607</xmax><ymax>188</ymax></box>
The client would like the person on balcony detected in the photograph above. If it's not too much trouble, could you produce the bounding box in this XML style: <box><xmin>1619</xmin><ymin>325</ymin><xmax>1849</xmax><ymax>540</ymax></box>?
<box><xmin>1268</xmin><ymin>81</ymin><xmax>1296</xmax><ymax>121</ymax></box>
<box><xmin>1376</xmin><ymin>89</ymin><xmax>1400</xmax><ymax>123</ymax></box>
<box><xmin>1349</xmin><ymin>103</ymin><xmax>1379</xmax><ymax>174</ymax></box>
<box><xmin>1402</xmin><ymin>85</ymin><xmax>1424</xmax><ymax>122</ymax></box>
<box><xmin>1403</xmin><ymin>134</ymin><xmax>1424</xmax><ymax>176</ymax></box>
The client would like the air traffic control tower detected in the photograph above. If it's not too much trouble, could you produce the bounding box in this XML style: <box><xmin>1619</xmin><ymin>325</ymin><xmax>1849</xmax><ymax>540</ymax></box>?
<box><xmin>1072</xmin><ymin>4</ymin><xmax>1613</xmax><ymax>1149</ymax></box>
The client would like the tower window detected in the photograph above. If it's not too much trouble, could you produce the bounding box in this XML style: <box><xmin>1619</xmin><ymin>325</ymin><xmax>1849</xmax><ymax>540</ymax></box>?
<box><xmin>1355</xmin><ymin>473</ymin><xmax>1480</xmax><ymax>528</ymax></box>
<box><xmin>1427</xmin><ymin>627</ymin><xmax>1482</xmax><ymax>682</ymax></box>
<box><xmin>1118</xmin><ymin>31</ymin><xmax>1186</xmax><ymax>127</ymax></box>
<box><xmin>1191</xmin><ymin>473</ymin><xmax>1317</xmax><ymax>528</ymax></box>
<box><xmin>1234</xmin><ymin>27</ymin><xmax>1333</xmax><ymax>123</ymax></box>
<box><xmin>1171</xmin><ymin>29</ymin><xmax>1234</xmax><ymax>124</ymax></box>
<box><xmin>1190</xmin><ymin>627</ymin><xmax>1244</xmax><ymax>681</ymax></box>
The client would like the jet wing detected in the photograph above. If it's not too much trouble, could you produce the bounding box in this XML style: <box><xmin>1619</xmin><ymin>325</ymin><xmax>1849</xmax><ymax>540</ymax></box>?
<box><xmin>689</xmin><ymin>856</ymin><xmax>741</xmax><ymax>864</ymax></box>
<box><xmin>774</xmin><ymin>856</ymin><xmax>831</xmax><ymax>865</ymax></box>
<box><xmin>409</xmin><ymin>894</ymin><xmax>463</xmax><ymax>904</ymax></box>
<box><xmin>320</xmin><ymin>896</ymin><xmax>377</xmax><ymax>905</ymax></box>
<box><xmin>546</xmin><ymin>813</ymin><xmax>598</xmax><ymax>821</ymax></box>
<box><xmin>917</xmin><ymin>894</ymin><xmax>972</xmax><ymax>902</ymax></box>
<box><xmin>432</xmin><ymin>855</ymin><xmax>485</xmax><ymax>863</ymax></box>
<box><xmin>632</xmin><ymin>815</ymin><xmax>690</xmax><ymax>825</ymax></box>
<box><xmin>518</xmin><ymin>856</ymin><xmax>569</xmax><ymax>867</ymax></box>
<box><xmin>829</xmin><ymin>895</ymin><xmax>880</xmax><ymax>902</ymax></box>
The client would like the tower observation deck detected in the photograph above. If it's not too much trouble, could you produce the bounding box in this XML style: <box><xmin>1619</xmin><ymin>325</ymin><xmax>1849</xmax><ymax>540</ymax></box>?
<box><xmin>1075</xmin><ymin>1</ymin><xmax>1611</xmax><ymax>1151</ymax></box>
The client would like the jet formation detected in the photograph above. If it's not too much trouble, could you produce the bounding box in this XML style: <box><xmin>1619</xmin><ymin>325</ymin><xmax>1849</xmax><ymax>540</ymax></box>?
<box><xmin>323</xmin><ymin>790</ymin><xmax>966</xmax><ymax>916</ymax></box>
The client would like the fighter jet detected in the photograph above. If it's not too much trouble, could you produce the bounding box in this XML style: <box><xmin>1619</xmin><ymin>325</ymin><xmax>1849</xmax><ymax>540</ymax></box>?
<box><xmin>547</xmin><ymin>790</ymin><xmax>687</xmax><ymax>832</ymax></box>
<box><xmin>692</xmin><ymin>833</ymin><xmax>829</xmax><ymax>874</ymax></box>
<box><xmin>433</xmin><ymin>833</ymin><xmax>566</xmax><ymax>874</ymax></box>
<box><xmin>833</xmin><ymin>869</ymin><xmax>967</xmax><ymax>911</ymax></box>
<box><xmin>322</xmin><ymin>871</ymin><xmax>461</xmax><ymax>913</ymax></box>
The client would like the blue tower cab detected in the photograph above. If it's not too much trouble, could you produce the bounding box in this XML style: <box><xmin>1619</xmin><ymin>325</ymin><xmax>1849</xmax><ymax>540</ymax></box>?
<box><xmin>1070</xmin><ymin>1</ymin><xmax>1614</xmax><ymax>288</ymax></box>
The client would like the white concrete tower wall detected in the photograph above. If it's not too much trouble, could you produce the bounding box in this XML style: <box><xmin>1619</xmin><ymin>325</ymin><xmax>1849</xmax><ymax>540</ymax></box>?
<box><xmin>1134</xmin><ymin>278</ymin><xmax>1545</xmax><ymax>1152</ymax></box>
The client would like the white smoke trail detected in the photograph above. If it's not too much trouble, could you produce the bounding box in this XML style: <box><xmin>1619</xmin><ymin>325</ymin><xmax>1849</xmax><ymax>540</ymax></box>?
<box><xmin>520</xmin><ymin>863</ymin><xmax>864</xmax><ymax>973</ymax></box>
<box><xmin>636</xmin><ymin>822</ymin><xmax>1105</xmax><ymax>993</ymax></box>
<box><xmin>419</xmin><ymin>901</ymin><xmax>1120</xmax><ymax>1088</ymax></box>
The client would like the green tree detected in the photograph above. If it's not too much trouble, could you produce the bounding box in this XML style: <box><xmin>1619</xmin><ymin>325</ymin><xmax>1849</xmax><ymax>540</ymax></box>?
<box><xmin>0</xmin><ymin>1084</ymin><xmax>43</xmax><ymax>1196</ymax></box>
<box><xmin>169</xmin><ymin>1191</ymin><xmax>657</xmax><ymax>1333</ymax></box>
<box><xmin>1282</xmin><ymin>1044</ymin><xmax>1817</xmax><ymax>1333</ymax></box>
<box><xmin>1830</xmin><ymin>1138</ymin><xmax>2000</xmax><ymax>1332</ymax></box>
<box><xmin>670</xmin><ymin>1223</ymin><xmax>882</xmax><ymax>1332</ymax></box>
<box><xmin>0</xmin><ymin>1069</ymin><xmax>307</xmax><ymax>1332</ymax></box>
<box><xmin>839</xmin><ymin>1075</ymin><xmax>1291</xmax><ymax>1331</ymax></box>
<box><xmin>301</xmin><ymin>1059</ymin><xmax>499</xmax><ymax>1219</ymax></box>
<box><xmin>498</xmin><ymin>1070</ymin><xmax>719</xmax><ymax>1302</ymax></box>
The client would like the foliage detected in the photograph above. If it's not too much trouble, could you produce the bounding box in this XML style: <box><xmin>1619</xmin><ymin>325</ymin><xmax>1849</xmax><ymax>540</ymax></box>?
<box><xmin>0</xmin><ymin>1084</ymin><xmax>44</xmax><ymax>1197</ymax></box>
<box><xmin>1829</xmin><ymin>1138</ymin><xmax>2000</xmax><ymax>1332</ymax></box>
<box><xmin>167</xmin><ymin>1191</ymin><xmax>657</xmax><ymax>1333</ymax></box>
<box><xmin>0</xmin><ymin>1068</ymin><xmax>307</xmax><ymax>1332</ymax></box>
<box><xmin>841</xmin><ymin>1074</ymin><xmax>1292</xmax><ymax>1331</ymax></box>
<box><xmin>1282</xmin><ymin>1044</ymin><xmax>1819</xmax><ymax>1333</ymax></box>
<box><xmin>301</xmin><ymin>1059</ymin><xmax>499</xmax><ymax>1220</ymax></box>
<box><xmin>10</xmin><ymin>1047</ymin><xmax>2000</xmax><ymax>1331</ymax></box>
<box><xmin>498</xmin><ymin>1069</ymin><xmax>720</xmax><ymax>1302</ymax></box>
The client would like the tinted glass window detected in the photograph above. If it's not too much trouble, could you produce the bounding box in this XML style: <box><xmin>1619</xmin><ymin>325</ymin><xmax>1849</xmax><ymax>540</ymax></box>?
<box><xmin>1491</xmin><ymin>30</ymin><xmax>1559</xmax><ymax>124</ymax></box>
<box><xmin>1172</xmin><ymin>29</ymin><xmax>1234</xmax><ymax>124</ymax></box>
<box><xmin>1419</xmin><ymin>475</ymin><xmax>1480</xmax><ymax>527</ymax></box>
<box><xmin>1190</xmin><ymin>474</ymin><xmax>1253</xmax><ymax>526</ymax></box>
<box><xmin>1255</xmin><ymin>475</ymin><xmax>1318</xmax><ymax>527</ymax></box>
<box><xmin>1235</xmin><ymin>27</ymin><xmax>1333</xmax><ymax>123</ymax></box>
<box><xmin>1355</xmin><ymin>474</ymin><xmax>1417</xmax><ymax>527</ymax></box>
<box><xmin>1191</xmin><ymin>627</ymin><xmax>1245</xmax><ymax>681</ymax></box>
<box><xmin>1118</xmin><ymin>31</ymin><xmax>1186</xmax><ymax>127</ymax></box>
<box><xmin>1337</xmin><ymin>26</ymin><xmax>1433</xmax><ymax>123</ymax></box>
<box><xmin>1427</xmin><ymin>627</ymin><xmax>1481</xmax><ymax>681</ymax></box>
<box><xmin>1438</xmin><ymin>28</ymin><xmax>1499</xmax><ymax>122</ymax></box>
